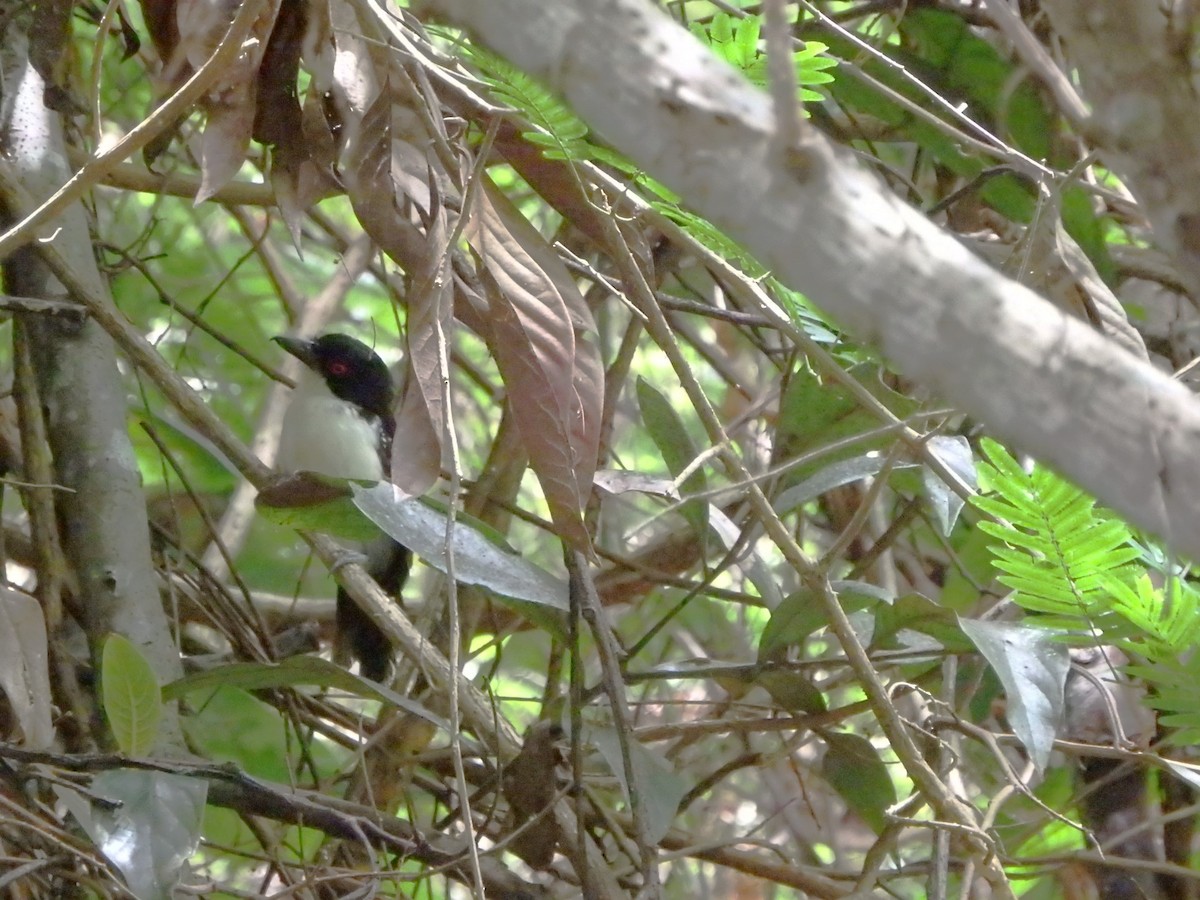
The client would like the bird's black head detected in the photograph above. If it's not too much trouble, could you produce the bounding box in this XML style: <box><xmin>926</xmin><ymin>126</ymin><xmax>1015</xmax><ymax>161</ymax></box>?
<box><xmin>274</xmin><ymin>333</ymin><xmax>394</xmax><ymax>419</ymax></box>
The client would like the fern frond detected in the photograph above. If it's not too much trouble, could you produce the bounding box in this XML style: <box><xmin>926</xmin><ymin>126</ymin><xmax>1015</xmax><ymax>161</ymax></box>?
<box><xmin>1109</xmin><ymin>575</ymin><xmax>1200</xmax><ymax>655</ymax></box>
<box><xmin>971</xmin><ymin>439</ymin><xmax>1137</xmax><ymax>630</ymax></box>
<box><xmin>692</xmin><ymin>11</ymin><xmax>838</xmax><ymax>108</ymax></box>
<box><xmin>1127</xmin><ymin>650</ymin><xmax>1200</xmax><ymax>745</ymax></box>
<box><xmin>459</xmin><ymin>42</ymin><xmax>593</xmax><ymax>163</ymax></box>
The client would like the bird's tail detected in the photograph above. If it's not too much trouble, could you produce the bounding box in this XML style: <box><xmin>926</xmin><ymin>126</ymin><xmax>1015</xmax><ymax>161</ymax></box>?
<box><xmin>336</xmin><ymin>536</ymin><xmax>411</xmax><ymax>682</ymax></box>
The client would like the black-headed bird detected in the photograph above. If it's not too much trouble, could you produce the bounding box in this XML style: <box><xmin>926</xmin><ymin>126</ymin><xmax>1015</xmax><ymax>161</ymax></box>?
<box><xmin>273</xmin><ymin>333</ymin><xmax>410</xmax><ymax>681</ymax></box>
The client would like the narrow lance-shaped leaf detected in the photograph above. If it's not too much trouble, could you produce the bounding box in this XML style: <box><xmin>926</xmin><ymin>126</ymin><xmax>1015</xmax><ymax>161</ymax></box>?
<box><xmin>179</xmin><ymin>0</ymin><xmax>282</xmax><ymax>202</ymax></box>
<box><xmin>347</xmin><ymin>81</ymin><xmax>441</xmax><ymax>267</ymax></box>
<box><xmin>485</xmin><ymin>177</ymin><xmax>603</xmax><ymax>509</ymax></box>
<box><xmin>163</xmin><ymin>655</ymin><xmax>450</xmax><ymax>732</ymax></box>
<box><xmin>589</xmin><ymin>726</ymin><xmax>689</xmax><ymax>845</ymax></box>
<box><xmin>822</xmin><ymin>731</ymin><xmax>896</xmax><ymax>834</ymax></box>
<box><xmin>353</xmin><ymin>483</ymin><xmax>568</xmax><ymax>609</ymax></box>
<box><xmin>466</xmin><ymin>178</ymin><xmax>598</xmax><ymax>552</ymax></box>
<box><xmin>392</xmin><ymin>175</ymin><xmax>454</xmax><ymax>494</ymax></box>
<box><xmin>636</xmin><ymin>376</ymin><xmax>707</xmax><ymax>536</ymax></box>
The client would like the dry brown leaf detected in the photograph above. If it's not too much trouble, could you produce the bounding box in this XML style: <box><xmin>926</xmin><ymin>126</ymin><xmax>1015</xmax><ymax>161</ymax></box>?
<box><xmin>346</xmin><ymin>87</ymin><xmax>437</xmax><ymax>266</ymax></box>
<box><xmin>1001</xmin><ymin>187</ymin><xmax>1148</xmax><ymax>361</ymax></box>
<box><xmin>502</xmin><ymin>721</ymin><xmax>565</xmax><ymax>869</ymax></box>
<box><xmin>271</xmin><ymin>83</ymin><xmax>342</xmax><ymax>242</ymax></box>
<box><xmin>173</xmin><ymin>0</ymin><xmax>282</xmax><ymax>201</ymax></box>
<box><xmin>0</xmin><ymin>588</ymin><xmax>53</xmax><ymax>749</ymax></box>
<box><xmin>391</xmin><ymin>182</ymin><xmax>453</xmax><ymax>494</ymax></box>
<box><xmin>141</xmin><ymin>0</ymin><xmax>184</xmax><ymax>81</ymax></box>
<box><xmin>251</xmin><ymin>0</ymin><xmax>304</xmax><ymax>150</ymax></box>
<box><xmin>467</xmin><ymin>180</ymin><xmax>600</xmax><ymax>553</ymax></box>
<box><xmin>340</xmin><ymin>80</ymin><xmax>457</xmax><ymax>493</ymax></box>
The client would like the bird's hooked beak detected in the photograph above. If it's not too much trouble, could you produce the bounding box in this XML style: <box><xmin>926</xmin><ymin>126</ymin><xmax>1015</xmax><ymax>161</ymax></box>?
<box><xmin>273</xmin><ymin>335</ymin><xmax>317</xmax><ymax>370</ymax></box>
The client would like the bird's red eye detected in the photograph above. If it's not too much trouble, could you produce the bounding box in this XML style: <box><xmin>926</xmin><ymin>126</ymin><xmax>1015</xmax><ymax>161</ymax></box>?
<box><xmin>327</xmin><ymin>361</ymin><xmax>350</xmax><ymax>376</ymax></box>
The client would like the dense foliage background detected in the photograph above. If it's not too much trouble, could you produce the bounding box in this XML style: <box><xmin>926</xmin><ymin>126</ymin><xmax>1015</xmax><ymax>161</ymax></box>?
<box><xmin>2</xmin><ymin>0</ymin><xmax>1200</xmax><ymax>897</ymax></box>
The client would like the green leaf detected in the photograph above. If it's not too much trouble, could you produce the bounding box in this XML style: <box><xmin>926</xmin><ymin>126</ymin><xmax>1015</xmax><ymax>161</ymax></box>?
<box><xmin>970</xmin><ymin>438</ymin><xmax>1138</xmax><ymax>628</ymax></box>
<box><xmin>759</xmin><ymin>581</ymin><xmax>889</xmax><ymax>660</ymax></box>
<box><xmin>163</xmin><ymin>656</ymin><xmax>450</xmax><ymax>733</ymax></box>
<box><xmin>352</xmin><ymin>484</ymin><xmax>569</xmax><ymax>610</ymax></box>
<box><xmin>58</xmin><ymin>770</ymin><xmax>206</xmax><ymax>900</ymax></box>
<box><xmin>774</xmin><ymin>454</ymin><xmax>919</xmax><ymax>517</ymax></box>
<box><xmin>101</xmin><ymin>634</ymin><xmax>162</xmax><ymax>756</ymax></box>
<box><xmin>755</xmin><ymin>669</ymin><xmax>826</xmax><ymax>713</ymax></box>
<box><xmin>589</xmin><ymin>726</ymin><xmax>690</xmax><ymax>844</ymax></box>
<box><xmin>922</xmin><ymin>435</ymin><xmax>975</xmax><ymax>536</ymax></box>
<box><xmin>255</xmin><ymin>473</ymin><xmax>382</xmax><ymax>542</ymax></box>
<box><xmin>460</xmin><ymin>40</ymin><xmax>595</xmax><ymax>163</ymax></box>
<box><xmin>182</xmin><ymin>686</ymin><xmax>338</xmax><ymax>781</ymax></box>
<box><xmin>1128</xmin><ymin>653</ymin><xmax>1200</xmax><ymax>745</ymax></box>
<box><xmin>133</xmin><ymin>411</ymin><xmax>238</xmax><ymax>494</ymax></box>
<box><xmin>871</xmin><ymin>593</ymin><xmax>971</xmax><ymax>652</ymax></box>
<box><xmin>959</xmin><ymin>618</ymin><xmax>1069</xmax><ymax>773</ymax></box>
<box><xmin>822</xmin><ymin>732</ymin><xmax>896</xmax><ymax>833</ymax></box>
<box><xmin>636</xmin><ymin>377</ymin><xmax>708</xmax><ymax>537</ymax></box>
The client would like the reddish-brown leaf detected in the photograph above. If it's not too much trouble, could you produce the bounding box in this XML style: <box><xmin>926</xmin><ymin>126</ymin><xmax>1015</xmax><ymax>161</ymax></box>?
<box><xmin>252</xmin><ymin>0</ymin><xmax>304</xmax><ymax>150</ymax></box>
<box><xmin>392</xmin><ymin>184</ymin><xmax>453</xmax><ymax>495</ymax></box>
<box><xmin>346</xmin><ymin>86</ymin><xmax>438</xmax><ymax>266</ymax></box>
<box><xmin>484</xmin><ymin>181</ymin><xmax>603</xmax><ymax>512</ymax></box>
<box><xmin>271</xmin><ymin>84</ymin><xmax>342</xmax><ymax>242</ymax></box>
<box><xmin>141</xmin><ymin>0</ymin><xmax>181</xmax><ymax>65</ymax></box>
<box><xmin>174</xmin><ymin>0</ymin><xmax>281</xmax><ymax>201</ymax></box>
<box><xmin>466</xmin><ymin>180</ymin><xmax>601</xmax><ymax>553</ymax></box>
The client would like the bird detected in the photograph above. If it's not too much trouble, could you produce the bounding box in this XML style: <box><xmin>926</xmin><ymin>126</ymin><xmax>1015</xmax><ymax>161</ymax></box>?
<box><xmin>273</xmin><ymin>332</ymin><xmax>411</xmax><ymax>681</ymax></box>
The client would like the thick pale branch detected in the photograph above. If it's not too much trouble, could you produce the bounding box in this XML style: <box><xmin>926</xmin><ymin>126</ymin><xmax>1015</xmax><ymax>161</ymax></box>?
<box><xmin>425</xmin><ymin>0</ymin><xmax>1200</xmax><ymax>561</ymax></box>
<box><xmin>0</xmin><ymin>29</ymin><xmax>186</xmax><ymax>752</ymax></box>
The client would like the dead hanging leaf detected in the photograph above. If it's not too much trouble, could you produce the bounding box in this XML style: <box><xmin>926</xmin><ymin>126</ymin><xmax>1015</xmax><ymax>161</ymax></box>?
<box><xmin>251</xmin><ymin>0</ymin><xmax>303</xmax><ymax>150</ymax></box>
<box><xmin>466</xmin><ymin>180</ymin><xmax>602</xmax><ymax>553</ymax></box>
<box><xmin>171</xmin><ymin>0</ymin><xmax>282</xmax><ymax>201</ymax></box>
<box><xmin>346</xmin><ymin>85</ymin><xmax>440</xmax><ymax>270</ymax></box>
<box><xmin>339</xmin><ymin>77</ymin><xmax>457</xmax><ymax>493</ymax></box>
<box><xmin>571</xmin><ymin>329</ymin><xmax>603</xmax><ymax>513</ymax></box>
<box><xmin>269</xmin><ymin>94</ymin><xmax>342</xmax><ymax>241</ymax></box>
<box><xmin>1053</xmin><ymin>222</ymin><xmax>1148</xmax><ymax>360</ymax></box>
<box><xmin>254</xmin><ymin>0</ymin><xmax>339</xmax><ymax>238</ymax></box>
<box><xmin>502</xmin><ymin>721</ymin><xmax>565</xmax><ymax>869</ymax></box>
<box><xmin>0</xmin><ymin>588</ymin><xmax>53</xmax><ymax>749</ymax></box>
<box><xmin>140</xmin><ymin>0</ymin><xmax>183</xmax><ymax>82</ymax></box>
<box><xmin>391</xmin><ymin>181</ymin><xmax>453</xmax><ymax>495</ymax></box>
<box><xmin>300</xmin><ymin>0</ymin><xmax>335</xmax><ymax>92</ymax></box>
<box><xmin>476</xmin><ymin>185</ymin><xmax>604</xmax><ymax>499</ymax></box>
<box><xmin>1003</xmin><ymin>184</ymin><xmax>1147</xmax><ymax>361</ymax></box>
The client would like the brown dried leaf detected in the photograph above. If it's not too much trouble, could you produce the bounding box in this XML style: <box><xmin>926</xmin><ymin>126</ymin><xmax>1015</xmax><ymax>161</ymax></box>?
<box><xmin>175</xmin><ymin>0</ymin><xmax>281</xmax><ymax>201</ymax></box>
<box><xmin>271</xmin><ymin>83</ymin><xmax>342</xmax><ymax>243</ymax></box>
<box><xmin>346</xmin><ymin>86</ymin><xmax>436</xmax><ymax>265</ymax></box>
<box><xmin>0</xmin><ymin>588</ymin><xmax>53</xmax><ymax>749</ymax></box>
<box><xmin>392</xmin><ymin>183</ymin><xmax>453</xmax><ymax>495</ymax></box>
<box><xmin>142</xmin><ymin>0</ymin><xmax>181</xmax><ymax>67</ymax></box>
<box><xmin>256</xmin><ymin>471</ymin><xmax>349</xmax><ymax>508</ymax></box>
<box><xmin>1053</xmin><ymin>222</ymin><xmax>1148</xmax><ymax>360</ymax></box>
<box><xmin>196</xmin><ymin>100</ymin><xmax>255</xmax><ymax>202</ymax></box>
<box><xmin>252</xmin><ymin>0</ymin><xmax>304</xmax><ymax>150</ymax></box>
<box><xmin>488</xmin><ymin>187</ymin><xmax>602</xmax><ymax>497</ymax></box>
<box><xmin>466</xmin><ymin>180</ymin><xmax>601</xmax><ymax>553</ymax></box>
<box><xmin>299</xmin><ymin>0</ymin><xmax>335</xmax><ymax>92</ymax></box>
<box><xmin>502</xmin><ymin>721</ymin><xmax>564</xmax><ymax>869</ymax></box>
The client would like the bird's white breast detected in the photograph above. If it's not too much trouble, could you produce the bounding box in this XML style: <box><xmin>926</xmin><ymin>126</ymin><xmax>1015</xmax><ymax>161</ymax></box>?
<box><xmin>276</xmin><ymin>369</ymin><xmax>385</xmax><ymax>481</ymax></box>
